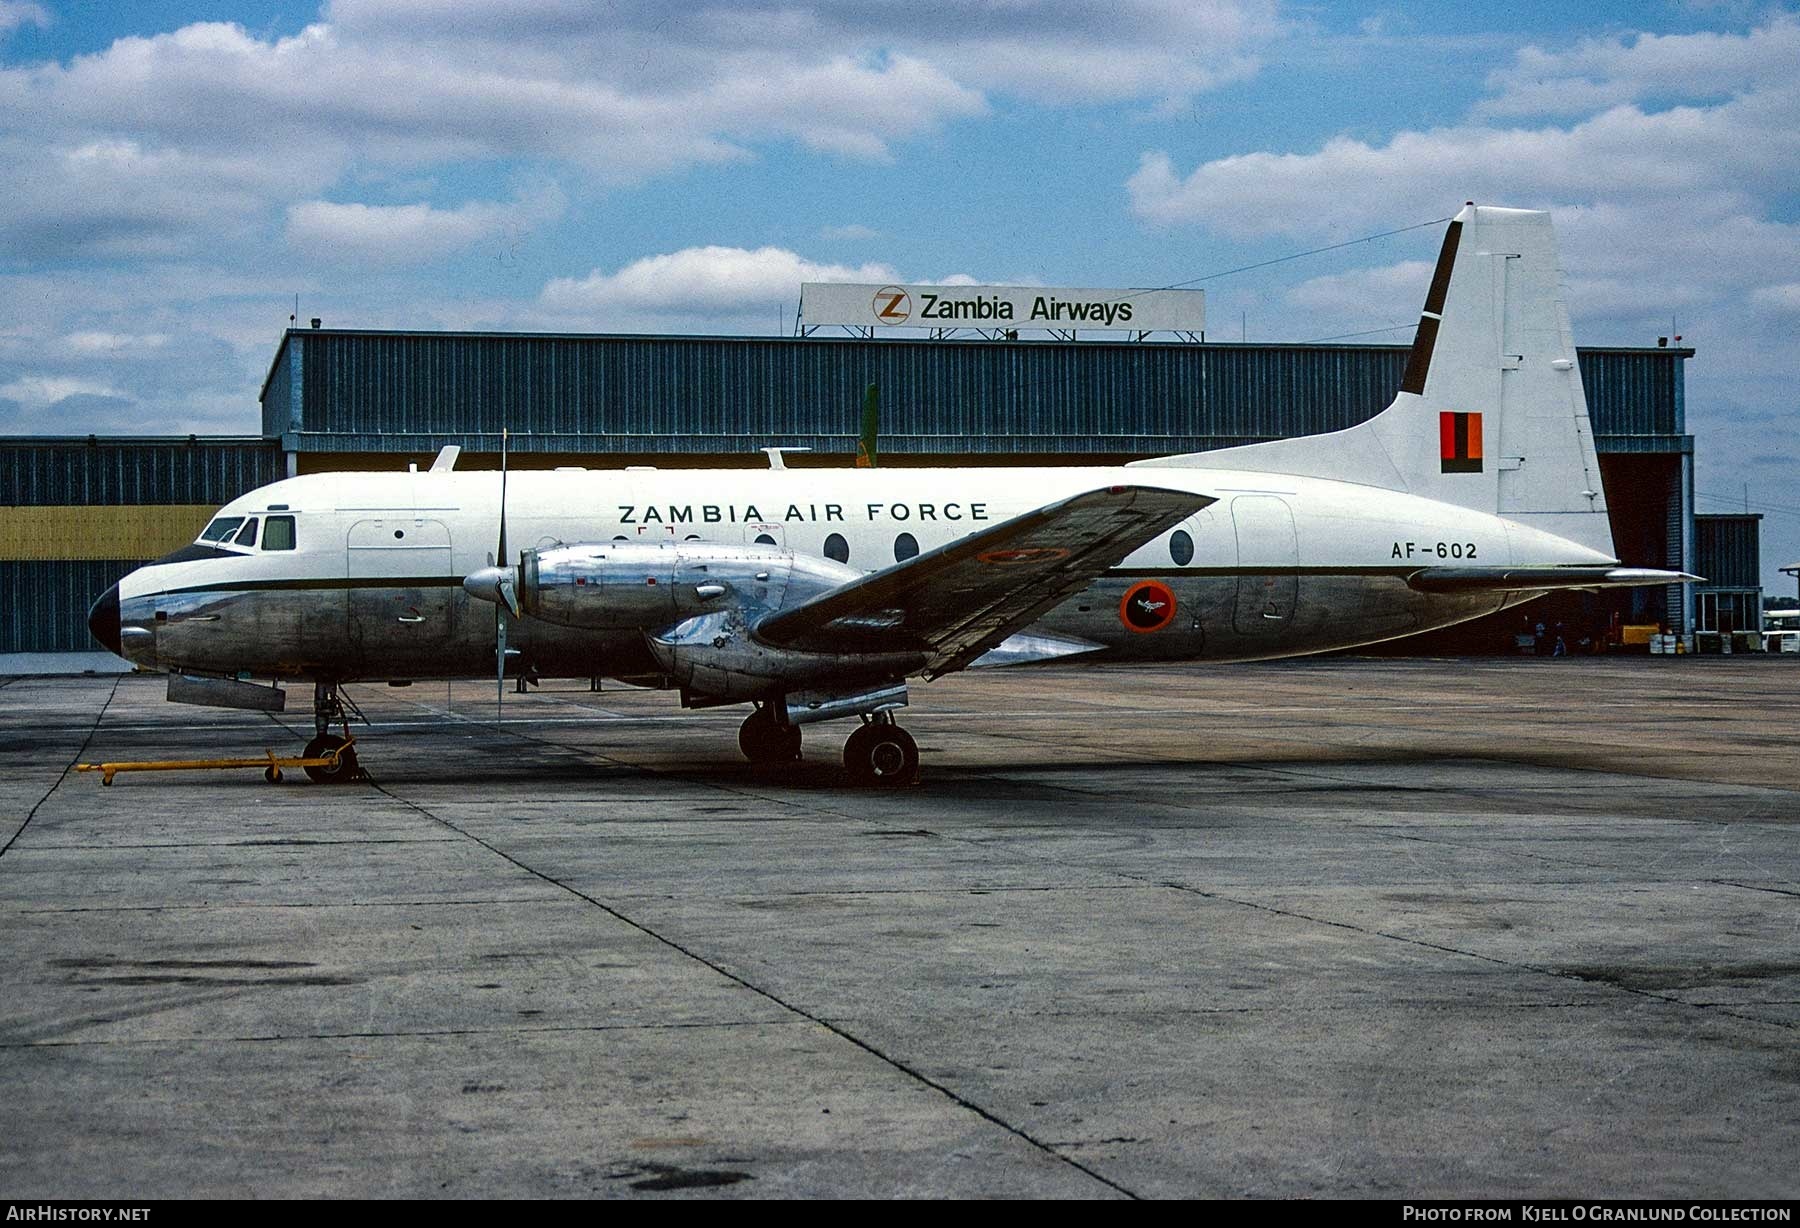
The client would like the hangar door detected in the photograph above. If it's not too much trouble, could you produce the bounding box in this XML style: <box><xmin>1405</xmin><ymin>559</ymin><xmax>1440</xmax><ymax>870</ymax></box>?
<box><xmin>1231</xmin><ymin>495</ymin><xmax>1298</xmax><ymax>635</ymax></box>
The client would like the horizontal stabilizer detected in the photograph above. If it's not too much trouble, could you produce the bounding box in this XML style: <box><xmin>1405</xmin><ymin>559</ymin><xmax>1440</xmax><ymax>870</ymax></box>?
<box><xmin>968</xmin><ymin>630</ymin><xmax>1105</xmax><ymax>669</ymax></box>
<box><xmin>1406</xmin><ymin>566</ymin><xmax>1700</xmax><ymax>594</ymax></box>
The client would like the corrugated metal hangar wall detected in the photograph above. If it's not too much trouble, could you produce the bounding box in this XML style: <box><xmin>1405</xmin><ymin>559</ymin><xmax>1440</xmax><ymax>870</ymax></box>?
<box><xmin>4</xmin><ymin>330</ymin><xmax>1697</xmax><ymax>653</ymax></box>
<box><xmin>1</xmin><ymin>439</ymin><xmax>285</xmax><ymax>652</ymax></box>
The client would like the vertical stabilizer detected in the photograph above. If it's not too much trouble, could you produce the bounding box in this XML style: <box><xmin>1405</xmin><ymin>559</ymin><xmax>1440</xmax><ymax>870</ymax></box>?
<box><xmin>1132</xmin><ymin>205</ymin><xmax>1617</xmax><ymax>559</ymax></box>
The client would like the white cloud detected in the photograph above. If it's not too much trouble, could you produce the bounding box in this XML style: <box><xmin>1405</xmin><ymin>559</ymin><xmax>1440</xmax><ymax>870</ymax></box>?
<box><xmin>0</xmin><ymin>375</ymin><xmax>123</xmax><ymax>407</ymax></box>
<box><xmin>1750</xmin><ymin>283</ymin><xmax>1800</xmax><ymax>313</ymax></box>
<box><xmin>0</xmin><ymin>2</ymin><xmax>1281</xmax><ymax>263</ymax></box>
<box><xmin>541</xmin><ymin>246</ymin><xmax>902</xmax><ymax>318</ymax></box>
<box><xmin>1478</xmin><ymin>16</ymin><xmax>1800</xmax><ymax>117</ymax></box>
<box><xmin>1285</xmin><ymin>260</ymin><xmax>1432</xmax><ymax>317</ymax></box>
<box><xmin>1124</xmin><ymin>16</ymin><xmax>1800</xmax><ymax>343</ymax></box>
<box><xmin>325</xmin><ymin>0</ymin><xmax>1279</xmax><ymax>107</ymax></box>
<box><xmin>61</xmin><ymin>332</ymin><xmax>170</xmax><ymax>355</ymax></box>
<box><xmin>285</xmin><ymin>185</ymin><xmax>565</xmax><ymax>265</ymax></box>
<box><xmin>0</xmin><ymin>2</ymin><xmax>47</xmax><ymax>35</ymax></box>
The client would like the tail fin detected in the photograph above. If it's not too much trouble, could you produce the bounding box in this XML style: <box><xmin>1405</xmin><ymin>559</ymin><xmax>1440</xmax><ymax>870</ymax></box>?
<box><xmin>1133</xmin><ymin>204</ymin><xmax>1616</xmax><ymax>559</ymax></box>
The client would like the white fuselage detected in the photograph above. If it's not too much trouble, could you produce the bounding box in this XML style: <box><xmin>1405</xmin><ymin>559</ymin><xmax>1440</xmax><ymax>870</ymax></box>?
<box><xmin>108</xmin><ymin>463</ymin><xmax>1607</xmax><ymax>685</ymax></box>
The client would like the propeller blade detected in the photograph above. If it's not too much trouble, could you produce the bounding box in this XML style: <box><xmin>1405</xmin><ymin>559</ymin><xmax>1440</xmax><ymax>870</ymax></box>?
<box><xmin>496</xmin><ymin>427</ymin><xmax>510</xmax><ymax>721</ymax></box>
<box><xmin>497</xmin><ymin>426</ymin><xmax>508</xmax><ymax>571</ymax></box>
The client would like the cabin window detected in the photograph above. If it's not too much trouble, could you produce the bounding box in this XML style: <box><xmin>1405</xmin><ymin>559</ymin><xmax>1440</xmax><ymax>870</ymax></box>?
<box><xmin>1169</xmin><ymin>529</ymin><xmax>1193</xmax><ymax>566</ymax></box>
<box><xmin>823</xmin><ymin>532</ymin><xmax>849</xmax><ymax>563</ymax></box>
<box><xmin>894</xmin><ymin>532</ymin><xmax>919</xmax><ymax>562</ymax></box>
<box><xmin>262</xmin><ymin>515</ymin><xmax>296</xmax><ymax>551</ymax></box>
<box><xmin>199</xmin><ymin>516</ymin><xmax>244</xmax><ymax>543</ymax></box>
<box><xmin>754</xmin><ymin>533</ymin><xmax>777</xmax><ymax>545</ymax></box>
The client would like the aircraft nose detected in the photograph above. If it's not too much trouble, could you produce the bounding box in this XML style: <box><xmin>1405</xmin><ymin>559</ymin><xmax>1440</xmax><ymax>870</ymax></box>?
<box><xmin>87</xmin><ymin>582</ymin><xmax>122</xmax><ymax>656</ymax></box>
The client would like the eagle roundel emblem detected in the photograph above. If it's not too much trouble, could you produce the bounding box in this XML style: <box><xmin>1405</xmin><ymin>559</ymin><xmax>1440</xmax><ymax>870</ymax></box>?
<box><xmin>1119</xmin><ymin>580</ymin><xmax>1177</xmax><ymax>633</ymax></box>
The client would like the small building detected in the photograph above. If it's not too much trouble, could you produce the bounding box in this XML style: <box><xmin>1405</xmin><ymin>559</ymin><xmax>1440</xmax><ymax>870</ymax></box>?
<box><xmin>1692</xmin><ymin>514</ymin><xmax>1764</xmax><ymax>636</ymax></box>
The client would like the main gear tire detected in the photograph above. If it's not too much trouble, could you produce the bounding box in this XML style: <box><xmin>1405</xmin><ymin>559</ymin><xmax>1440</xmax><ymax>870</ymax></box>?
<box><xmin>739</xmin><ymin>708</ymin><xmax>802</xmax><ymax>765</ymax></box>
<box><xmin>843</xmin><ymin>723</ymin><xmax>919</xmax><ymax>787</ymax></box>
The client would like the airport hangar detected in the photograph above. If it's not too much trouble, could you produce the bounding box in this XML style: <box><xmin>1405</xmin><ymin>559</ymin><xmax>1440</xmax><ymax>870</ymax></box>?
<box><xmin>0</xmin><ymin>326</ymin><xmax>1767</xmax><ymax>662</ymax></box>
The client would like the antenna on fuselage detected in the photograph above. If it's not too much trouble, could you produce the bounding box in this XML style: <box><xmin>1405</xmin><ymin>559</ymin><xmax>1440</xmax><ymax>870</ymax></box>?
<box><xmin>855</xmin><ymin>383</ymin><xmax>878</xmax><ymax>468</ymax></box>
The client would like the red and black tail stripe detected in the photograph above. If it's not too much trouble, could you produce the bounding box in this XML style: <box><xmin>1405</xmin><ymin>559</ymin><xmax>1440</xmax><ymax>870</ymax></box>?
<box><xmin>1440</xmin><ymin>411</ymin><xmax>1483</xmax><ymax>473</ymax></box>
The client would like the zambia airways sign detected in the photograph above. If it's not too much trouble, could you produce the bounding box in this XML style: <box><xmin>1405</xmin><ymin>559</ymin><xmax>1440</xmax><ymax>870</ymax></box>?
<box><xmin>800</xmin><ymin>283</ymin><xmax>1204</xmax><ymax>334</ymax></box>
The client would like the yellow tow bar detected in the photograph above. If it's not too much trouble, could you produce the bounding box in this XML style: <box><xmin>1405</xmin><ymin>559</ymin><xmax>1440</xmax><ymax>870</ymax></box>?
<box><xmin>76</xmin><ymin>737</ymin><xmax>356</xmax><ymax>786</ymax></box>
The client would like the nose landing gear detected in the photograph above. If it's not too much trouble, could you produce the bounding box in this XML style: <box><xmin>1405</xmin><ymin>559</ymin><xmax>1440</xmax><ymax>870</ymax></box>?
<box><xmin>306</xmin><ymin>680</ymin><xmax>363</xmax><ymax>783</ymax></box>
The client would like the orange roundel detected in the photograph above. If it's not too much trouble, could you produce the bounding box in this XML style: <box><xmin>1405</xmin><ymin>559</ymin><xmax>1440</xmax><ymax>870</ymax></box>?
<box><xmin>1119</xmin><ymin>580</ymin><xmax>1177</xmax><ymax>633</ymax></box>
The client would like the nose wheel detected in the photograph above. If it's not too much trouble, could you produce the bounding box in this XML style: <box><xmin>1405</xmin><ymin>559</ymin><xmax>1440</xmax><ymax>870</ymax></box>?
<box><xmin>306</xmin><ymin>680</ymin><xmax>364</xmax><ymax>783</ymax></box>
<box><xmin>739</xmin><ymin>705</ymin><xmax>802</xmax><ymax>765</ymax></box>
<box><xmin>843</xmin><ymin>720</ymin><xmax>919</xmax><ymax>787</ymax></box>
<box><xmin>302</xmin><ymin>732</ymin><xmax>359</xmax><ymax>783</ymax></box>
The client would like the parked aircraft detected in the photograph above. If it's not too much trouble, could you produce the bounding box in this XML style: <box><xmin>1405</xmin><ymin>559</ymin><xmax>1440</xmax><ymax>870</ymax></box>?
<box><xmin>87</xmin><ymin>205</ymin><xmax>1694</xmax><ymax>784</ymax></box>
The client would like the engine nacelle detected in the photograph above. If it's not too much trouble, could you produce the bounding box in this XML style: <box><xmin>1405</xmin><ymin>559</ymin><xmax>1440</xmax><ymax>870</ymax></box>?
<box><xmin>517</xmin><ymin>540</ymin><xmax>857</xmax><ymax>631</ymax></box>
<box><xmin>510</xmin><ymin>539</ymin><xmax>920</xmax><ymax>708</ymax></box>
<box><xmin>647</xmin><ymin>607</ymin><xmax>925</xmax><ymax>703</ymax></box>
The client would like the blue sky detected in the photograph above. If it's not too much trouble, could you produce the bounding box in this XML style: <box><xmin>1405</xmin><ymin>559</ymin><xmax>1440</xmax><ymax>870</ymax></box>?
<box><xmin>2</xmin><ymin>1</ymin><xmax>1796</xmax><ymax>588</ymax></box>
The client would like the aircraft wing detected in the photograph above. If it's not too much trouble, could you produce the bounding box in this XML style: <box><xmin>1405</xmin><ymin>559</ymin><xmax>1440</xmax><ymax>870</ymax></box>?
<box><xmin>754</xmin><ymin>484</ymin><xmax>1213</xmax><ymax>678</ymax></box>
<box><xmin>1406</xmin><ymin>566</ymin><xmax>1701</xmax><ymax>593</ymax></box>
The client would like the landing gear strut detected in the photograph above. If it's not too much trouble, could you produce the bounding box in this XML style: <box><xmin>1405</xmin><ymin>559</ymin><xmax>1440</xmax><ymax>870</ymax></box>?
<box><xmin>739</xmin><ymin>704</ymin><xmax>802</xmax><ymax>765</ymax></box>
<box><xmin>305</xmin><ymin>680</ymin><xmax>362</xmax><ymax>783</ymax></box>
<box><xmin>843</xmin><ymin>715</ymin><xmax>919</xmax><ymax>787</ymax></box>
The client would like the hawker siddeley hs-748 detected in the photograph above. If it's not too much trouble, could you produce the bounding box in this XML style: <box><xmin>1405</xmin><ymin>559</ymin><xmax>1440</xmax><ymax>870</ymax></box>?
<box><xmin>88</xmin><ymin>205</ymin><xmax>1695</xmax><ymax>785</ymax></box>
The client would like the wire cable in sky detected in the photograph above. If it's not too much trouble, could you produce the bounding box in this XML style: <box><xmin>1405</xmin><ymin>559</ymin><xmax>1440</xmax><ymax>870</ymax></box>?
<box><xmin>1299</xmin><ymin>322</ymin><xmax>1417</xmax><ymax>344</ymax></box>
<box><xmin>1695</xmin><ymin>490</ymin><xmax>1800</xmax><ymax>521</ymax></box>
<box><xmin>1105</xmin><ymin>215</ymin><xmax>1455</xmax><ymax>307</ymax></box>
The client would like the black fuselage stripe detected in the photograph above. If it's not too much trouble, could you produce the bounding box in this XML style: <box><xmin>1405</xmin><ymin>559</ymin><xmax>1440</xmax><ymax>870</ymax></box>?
<box><xmin>153</xmin><ymin>565</ymin><xmax>1473</xmax><ymax>604</ymax></box>
<box><xmin>159</xmin><ymin>576</ymin><xmax>464</xmax><ymax>597</ymax></box>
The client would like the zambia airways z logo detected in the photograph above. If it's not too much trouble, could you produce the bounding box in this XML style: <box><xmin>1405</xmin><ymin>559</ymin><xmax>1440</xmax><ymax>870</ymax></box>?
<box><xmin>872</xmin><ymin>286</ymin><xmax>911</xmax><ymax>324</ymax></box>
<box><xmin>1440</xmin><ymin>411</ymin><xmax>1483</xmax><ymax>474</ymax></box>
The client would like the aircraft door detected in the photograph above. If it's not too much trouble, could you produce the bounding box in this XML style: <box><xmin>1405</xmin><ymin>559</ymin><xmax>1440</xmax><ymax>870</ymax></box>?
<box><xmin>1231</xmin><ymin>495</ymin><xmax>1299</xmax><ymax>635</ymax></box>
<box><xmin>345</xmin><ymin>517</ymin><xmax>458</xmax><ymax>672</ymax></box>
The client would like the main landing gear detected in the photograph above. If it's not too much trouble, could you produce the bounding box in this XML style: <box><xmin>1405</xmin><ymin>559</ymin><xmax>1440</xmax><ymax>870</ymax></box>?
<box><xmin>305</xmin><ymin>680</ymin><xmax>362</xmax><ymax>784</ymax></box>
<box><xmin>737</xmin><ymin>705</ymin><xmax>919</xmax><ymax>786</ymax></box>
<box><xmin>843</xmin><ymin>715</ymin><xmax>919</xmax><ymax>788</ymax></box>
<box><xmin>739</xmin><ymin>704</ymin><xmax>802</xmax><ymax>765</ymax></box>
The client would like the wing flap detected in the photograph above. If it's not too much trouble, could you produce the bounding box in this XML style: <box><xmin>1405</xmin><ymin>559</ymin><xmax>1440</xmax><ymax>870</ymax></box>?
<box><xmin>756</xmin><ymin>484</ymin><xmax>1213</xmax><ymax>677</ymax></box>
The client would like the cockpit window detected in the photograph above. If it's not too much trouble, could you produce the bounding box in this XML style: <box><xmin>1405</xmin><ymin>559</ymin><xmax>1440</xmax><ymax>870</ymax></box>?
<box><xmin>263</xmin><ymin>515</ymin><xmax>296</xmax><ymax>551</ymax></box>
<box><xmin>233</xmin><ymin>518</ymin><xmax>259</xmax><ymax>548</ymax></box>
<box><xmin>199</xmin><ymin>516</ymin><xmax>245</xmax><ymax>543</ymax></box>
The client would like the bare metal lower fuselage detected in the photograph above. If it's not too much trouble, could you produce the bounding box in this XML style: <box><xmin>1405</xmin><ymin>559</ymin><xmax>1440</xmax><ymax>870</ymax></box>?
<box><xmin>119</xmin><ymin>563</ymin><xmax>1515</xmax><ymax>684</ymax></box>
